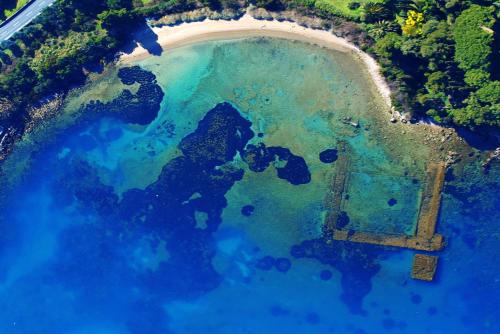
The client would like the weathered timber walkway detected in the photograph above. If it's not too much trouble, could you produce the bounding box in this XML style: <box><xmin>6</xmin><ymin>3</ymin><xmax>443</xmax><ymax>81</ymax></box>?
<box><xmin>411</xmin><ymin>254</ymin><xmax>438</xmax><ymax>281</ymax></box>
<box><xmin>415</xmin><ymin>162</ymin><xmax>446</xmax><ymax>241</ymax></box>
<box><xmin>327</xmin><ymin>142</ymin><xmax>446</xmax><ymax>252</ymax></box>
<box><xmin>325</xmin><ymin>140</ymin><xmax>350</xmax><ymax>233</ymax></box>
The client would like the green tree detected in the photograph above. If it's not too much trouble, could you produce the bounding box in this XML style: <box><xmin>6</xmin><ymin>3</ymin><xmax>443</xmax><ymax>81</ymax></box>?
<box><xmin>425</xmin><ymin>71</ymin><xmax>448</xmax><ymax>95</ymax></box>
<box><xmin>464</xmin><ymin>69</ymin><xmax>490</xmax><ymax>88</ymax></box>
<box><xmin>476</xmin><ymin>81</ymin><xmax>500</xmax><ymax>105</ymax></box>
<box><xmin>0</xmin><ymin>51</ymin><xmax>11</xmax><ymax>65</ymax></box>
<box><xmin>367</xmin><ymin>20</ymin><xmax>399</xmax><ymax>40</ymax></box>
<box><xmin>452</xmin><ymin>5</ymin><xmax>495</xmax><ymax>72</ymax></box>
<box><xmin>451</xmin><ymin>81</ymin><xmax>500</xmax><ymax>126</ymax></box>
<box><xmin>0</xmin><ymin>59</ymin><xmax>37</xmax><ymax>102</ymax></box>
<box><xmin>363</xmin><ymin>2</ymin><xmax>391</xmax><ymax>23</ymax></box>
<box><xmin>373</xmin><ymin>32</ymin><xmax>403</xmax><ymax>58</ymax></box>
<box><xmin>419</xmin><ymin>20</ymin><xmax>453</xmax><ymax>70</ymax></box>
<box><xmin>30</xmin><ymin>30</ymin><xmax>109</xmax><ymax>83</ymax></box>
<box><xmin>97</xmin><ymin>8</ymin><xmax>138</xmax><ymax>37</ymax></box>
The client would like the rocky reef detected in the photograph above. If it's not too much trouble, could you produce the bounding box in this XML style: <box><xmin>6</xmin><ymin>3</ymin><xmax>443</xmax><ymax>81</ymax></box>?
<box><xmin>78</xmin><ymin>66</ymin><xmax>164</xmax><ymax>125</ymax></box>
<box><xmin>179</xmin><ymin>102</ymin><xmax>254</xmax><ymax>167</ymax></box>
<box><xmin>50</xmin><ymin>100</ymin><xmax>314</xmax><ymax>305</ymax></box>
<box><xmin>242</xmin><ymin>143</ymin><xmax>311</xmax><ymax>185</ymax></box>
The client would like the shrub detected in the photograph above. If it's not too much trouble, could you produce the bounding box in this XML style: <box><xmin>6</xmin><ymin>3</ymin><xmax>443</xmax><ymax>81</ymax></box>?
<box><xmin>363</xmin><ymin>2</ymin><xmax>390</xmax><ymax>23</ymax></box>
<box><xmin>464</xmin><ymin>69</ymin><xmax>490</xmax><ymax>88</ymax></box>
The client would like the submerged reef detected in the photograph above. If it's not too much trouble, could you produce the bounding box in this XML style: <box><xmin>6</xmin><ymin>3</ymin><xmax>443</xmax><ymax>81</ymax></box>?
<box><xmin>242</xmin><ymin>143</ymin><xmax>311</xmax><ymax>185</ymax></box>
<box><xmin>242</xmin><ymin>143</ymin><xmax>275</xmax><ymax>172</ymax></box>
<box><xmin>291</xmin><ymin>238</ymin><xmax>387</xmax><ymax>315</ymax></box>
<box><xmin>118</xmin><ymin>66</ymin><xmax>157</xmax><ymax>85</ymax></box>
<box><xmin>23</xmin><ymin>60</ymin><xmax>384</xmax><ymax>327</ymax></box>
<box><xmin>50</xmin><ymin>102</ymin><xmax>254</xmax><ymax>307</ymax></box>
<box><xmin>51</xmin><ymin>159</ymin><xmax>119</xmax><ymax>217</ymax></box>
<box><xmin>79</xmin><ymin>66</ymin><xmax>164</xmax><ymax>125</ymax></box>
<box><xmin>241</xmin><ymin>204</ymin><xmax>255</xmax><ymax>216</ymax></box>
<box><xmin>47</xmin><ymin>98</ymin><xmax>316</xmax><ymax>314</ymax></box>
<box><xmin>179</xmin><ymin>102</ymin><xmax>254</xmax><ymax>167</ymax></box>
<box><xmin>319</xmin><ymin>148</ymin><xmax>338</xmax><ymax>163</ymax></box>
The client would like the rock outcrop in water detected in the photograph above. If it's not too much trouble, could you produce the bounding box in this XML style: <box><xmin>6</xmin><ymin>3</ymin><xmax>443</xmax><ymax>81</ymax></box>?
<box><xmin>179</xmin><ymin>102</ymin><xmax>254</xmax><ymax>167</ymax></box>
<box><xmin>49</xmin><ymin>100</ymin><xmax>315</xmax><ymax>306</ymax></box>
<box><xmin>52</xmin><ymin>102</ymin><xmax>255</xmax><ymax>302</ymax></box>
<box><xmin>319</xmin><ymin>148</ymin><xmax>338</xmax><ymax>163</ymax></box>
<box><xmin>242</xmin><ymin>142</ymin><xmax>311</xmax><ymax>185</ymax></box>
<box><xmin>118</xmin><ymin>66</ymin><xmax>157</xmax><ymax>85</ymax></box>
<box><xmin>79</xmin><ymin>66</ymin><xmax>164</xmax><ymax>125</ymax></box>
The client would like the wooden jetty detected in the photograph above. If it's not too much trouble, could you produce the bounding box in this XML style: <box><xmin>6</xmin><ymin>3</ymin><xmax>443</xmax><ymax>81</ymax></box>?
<box><xmin>326</xmin><ymin>141</ymin><xmax>446</xmax><ymax>280</ymax></box>
<box><xmin>411</xmin><ymin>254</ymin><xmax>438</xmax><ymax>281</ymax></box>
<box><xmin>325</xmin><ymin>140</ymin><xmax>350</xmax><ymax>233</ymax></box>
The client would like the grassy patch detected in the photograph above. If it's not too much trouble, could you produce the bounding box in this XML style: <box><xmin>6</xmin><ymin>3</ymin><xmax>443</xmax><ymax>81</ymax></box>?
<box><xmin>311</xmin><ymin>0</ymin><xmax>385</xmax><ymax>19</ymax></box>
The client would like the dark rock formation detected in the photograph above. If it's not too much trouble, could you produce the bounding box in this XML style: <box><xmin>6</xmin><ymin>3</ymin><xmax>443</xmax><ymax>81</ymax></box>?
<box><xmin>319</xmin><ymin>148</ymin><xmax>338</xmax><ymax>163</ymax></box>
<box><xmin>241</xmin><ymin>205</ymin><xmax>255</xmax><ymax>217</ymax></box>
<box><xmin>242</xmin><ymin>143</ymin><xmax>311</xmax><ymax>185</ymax></box>
<box><xmin>80</xmin><ymin>66</ymin><xmax>164</xmax><ymax>125</ymax></box>
<box><xmin>180</xmin><ymin>102</ymin><xmax>254</xmax><ymax>167</ymax></box>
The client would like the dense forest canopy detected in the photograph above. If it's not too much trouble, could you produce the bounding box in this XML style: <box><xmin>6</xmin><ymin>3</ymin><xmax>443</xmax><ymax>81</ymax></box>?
<box><xmin>0</xmin><ymin>0</ymin><xmax>498</xmax><ymax>133</ymax></box>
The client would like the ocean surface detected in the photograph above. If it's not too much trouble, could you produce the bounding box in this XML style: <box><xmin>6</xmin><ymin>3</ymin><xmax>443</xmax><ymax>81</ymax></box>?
<box><xmin>0</xmin><ymin>37</ymin><xmax>498</xmax><ymax>334</ymax></box>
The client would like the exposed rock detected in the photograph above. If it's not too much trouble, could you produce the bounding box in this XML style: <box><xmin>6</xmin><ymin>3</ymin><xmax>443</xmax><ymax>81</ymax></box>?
<box><xmin>251</xmin><ymin>7</ymin><xmax>274</xmax><ymax>21</ymax></box>
<box><xmin>445</xmin><ymin>151</ymin><xmax>461</xmax><ymax>167</ymax></box>
<box><xmin>341</xmin><ymin>116</ymin><xmax>360</xmax><ymax>128</ymax></box>
<box><xmin>0</xmin><ymin>98</ymin><xmax>16</xmax><ymax>123</ymax></box>
<box><xmin>25</xmin><ymin>94</ymin><xmax>64</xmax><ymax>133</ymax></box>
<box><xmin>0</xmin><ymin>127</ymin><xmax>18</xmax><ymax>160</ymax></box>
<box><xmin>482</xmin><ymin>147</ymin><xmax>500</xmax><ymax>173</ymax></box>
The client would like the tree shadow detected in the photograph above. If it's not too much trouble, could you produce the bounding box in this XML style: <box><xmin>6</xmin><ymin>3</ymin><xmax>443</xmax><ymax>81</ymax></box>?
<box><xmin>84</xmin><ymin>61</ymin><xmax>104</xmax><ymax>74</ymax></box>
<box><xmin>127</xmin><ymin>20</ymin><xmax>163</xmax><ymax>57</ymax></box>
<box><xmin>119</xmin><ymin>19</ymin><xmax>163</xmax><ymax>57</ymax></box>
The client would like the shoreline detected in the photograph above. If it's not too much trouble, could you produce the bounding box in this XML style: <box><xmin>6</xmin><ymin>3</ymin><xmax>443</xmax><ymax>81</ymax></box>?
<box><xmin>119</xmin><ymin>14</ymin><xmax>393</xmax><ymax>110</ymax></box>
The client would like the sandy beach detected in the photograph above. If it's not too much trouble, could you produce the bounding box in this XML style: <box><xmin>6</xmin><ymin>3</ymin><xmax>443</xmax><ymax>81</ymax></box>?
<box><xmin>120</xmin><ymin>14</ymin><xmax>393</xmax><ymax>108</ymax></box>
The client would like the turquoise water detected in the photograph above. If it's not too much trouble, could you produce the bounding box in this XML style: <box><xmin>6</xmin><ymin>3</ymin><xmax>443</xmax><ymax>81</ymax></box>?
<box><xmin>0</xmin><ymin>37</ymin><xmax>498</xmax><ymax>333</ymax></box>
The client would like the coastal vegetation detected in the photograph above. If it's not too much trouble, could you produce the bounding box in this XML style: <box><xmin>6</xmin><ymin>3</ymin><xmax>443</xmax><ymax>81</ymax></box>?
<box><xmin>0</xmin><ymin>0</ymin><xmax>498</xmax><ymax>156</ymax></box>
<box><xmin>294</xmin><ymin>0</ymin><xmax>385</xmax><ymax>20</ymax></box>
<box><xmin>0</xmin><ymin>0</ymin><xmax>30</xmax><ymax>22</ymax></box>
<box><xmin>366</xmin><ymin>1</ymin><xmax>499</xmax><ymax>127</ymax></box>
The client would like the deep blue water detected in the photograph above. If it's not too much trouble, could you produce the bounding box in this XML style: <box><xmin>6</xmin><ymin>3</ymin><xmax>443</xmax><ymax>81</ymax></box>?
<box><xmin>0</xmin><ymin>38</ymin><xmax>498</xmax><ymax>334</ymax></box>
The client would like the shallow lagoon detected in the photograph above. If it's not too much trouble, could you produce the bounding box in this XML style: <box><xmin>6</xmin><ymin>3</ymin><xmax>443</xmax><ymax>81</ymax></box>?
<box><xmin>0</xmin><ymin>38</ymin><xmax>498</xmax><ymax>334</ymax></box>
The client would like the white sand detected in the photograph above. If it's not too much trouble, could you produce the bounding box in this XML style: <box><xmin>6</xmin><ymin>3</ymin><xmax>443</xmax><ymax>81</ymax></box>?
<box><xmin>119</xmin><ymin>14</ymin><xmax>392</xmax><ymax>108</ymax></box>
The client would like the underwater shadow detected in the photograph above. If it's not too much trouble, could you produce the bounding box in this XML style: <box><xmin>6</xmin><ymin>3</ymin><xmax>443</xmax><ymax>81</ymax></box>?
<box><xmin>455</xmin><ymin>126</ymin><xmax>499</xmax><ymax>151</ymax></box>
